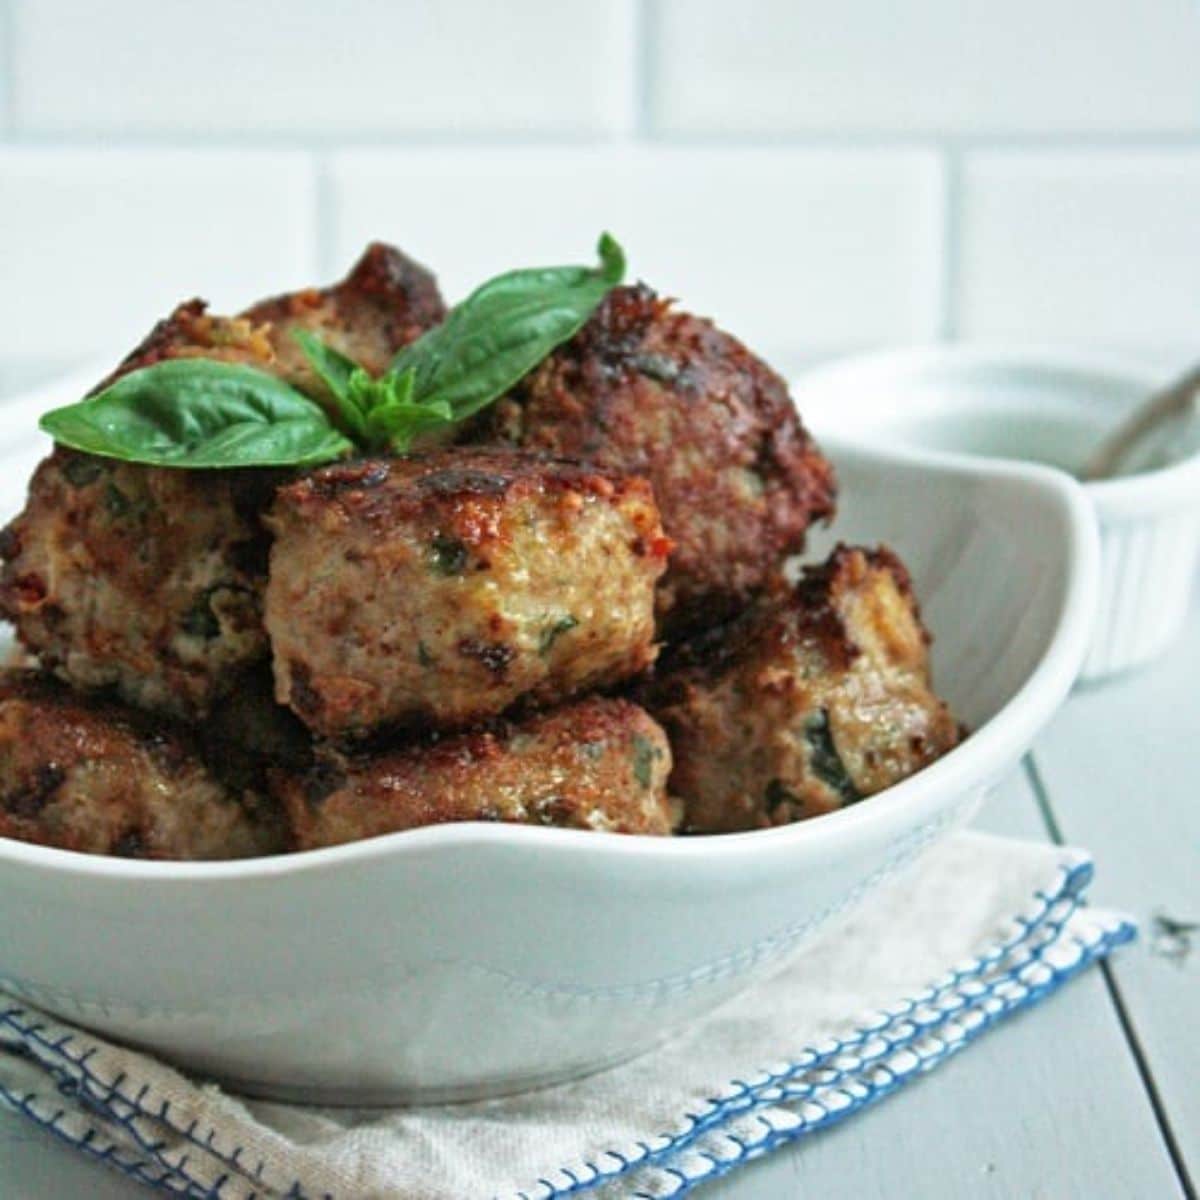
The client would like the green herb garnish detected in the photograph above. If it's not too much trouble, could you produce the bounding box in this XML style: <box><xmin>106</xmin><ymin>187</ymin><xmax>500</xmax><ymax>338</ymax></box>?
<box><xmin>39</xmin><ymin>234</ymin><xmax>626</xmax><ymax>470</ymax></box>
<box><xmin>538</xmin><ymin>614</ymin><xmax>578</xmax><ymax>654</ymax></box>
<box><xmin>39</xmin><ymin>359</ymin><xmax>355</xmax><ymax>470</ymax></box>
<box><xmin>804</xmin><ymin>709</ymin><xmax>861</xmax><ymax>806</ymax></box>
<box><xmin>631</xmin><ymin>734</ymin><xmax>658</xmax><ymax>789</ymax></box>
<box><xmin>428</xmin><ymin>534</ymin><xmax>469</xmax><ymax>576</ymax></box>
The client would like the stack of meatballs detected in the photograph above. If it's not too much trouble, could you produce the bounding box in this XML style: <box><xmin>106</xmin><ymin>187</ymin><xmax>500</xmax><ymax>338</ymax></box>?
<box><xmin>0</xmin><ymin>244</ymin><xmax>960</xmax><ymax>859</ymax></box>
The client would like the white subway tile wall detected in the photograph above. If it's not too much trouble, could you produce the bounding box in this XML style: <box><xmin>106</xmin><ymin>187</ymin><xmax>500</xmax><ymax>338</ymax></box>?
<box><xmin>330</xmin><ymin>148</ymin><xmax>945</xmax><ymax>364</ymax></box>
<box><xmin>0</xmin><ymin>0</ymin><xmax>1197</xmax><ymax>394</ymax></box>
<box><xmin>0</xmin><ymin>149</ymin><xmax>318</xmax><ymax>365</ymax></box>
<box><xmin>13</xmin><ymin>1</ymin><xmax>636</xmax><ymax>138</ymax></box>
<box><xmin>960</xmin><ymin>152</ymin><xmax>1200</xmax><ymax>352</ymax></box>
<box><xmin>652</xmin><ymin>0</ymin><xmax>1200</xmax><ymax>136</ymax></box>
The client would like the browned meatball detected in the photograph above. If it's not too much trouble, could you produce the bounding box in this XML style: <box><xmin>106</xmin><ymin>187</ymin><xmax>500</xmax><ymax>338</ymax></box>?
<box><xmin>89</xmin><ymin>297</ymin><xmax>278</xmax><ymax>393</ymax></box>
<box><xmin>2</xmin><ymin>245</ymin><xmax>446</xmax><ymax>720</ymax></box>
<box><xmin>241</xmin><ymin>240</ymin><xmax>446</xmax><ymax>402</ymax></box>
<box><xmin>265</xmin><ymin>449</ymin><xmax>671</xmax><ymax>739</ymax></box>
<box><xmin>0</xmin><ymin>449</ymin><xmax>277</xmax><ymax>720</ymax></box>
<box><xmin>96</xmin><ymin>242</ymin><xmax>446</xmax><ymax>410</ymax></box>
<box><xmin>462</xmin><ymin>284</ymin><xmax>837</xmax><ymax>635</ymax></box>
<box><xmin>0</xmin><ymin>672</ymin><xmax>285</xmax><ymax>859</ymax></box>
<box><xmin>642</xmin><ymin>545</ymin><xmax>961</xmax><ymax>833</ymax></box>
<box><xmin>272</xmin><ymin>696</ymin><xmax>675</xmax><ymax>850</ymax></box>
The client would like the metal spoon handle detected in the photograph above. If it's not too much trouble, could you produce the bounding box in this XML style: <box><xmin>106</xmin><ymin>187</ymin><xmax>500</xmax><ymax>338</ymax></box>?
<box><xmin>1079</xmin><ymin>363</ymin><xmax>1200</xmax><ymax>481</ymax></box>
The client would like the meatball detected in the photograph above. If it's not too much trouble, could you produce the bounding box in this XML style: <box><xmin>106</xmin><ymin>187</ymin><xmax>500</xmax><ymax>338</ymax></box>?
<box><xmin>88</xmin><ymin>297</ymin><xmax>277</xmax><ymax>393</ymax></box>
<box><xmin>242</xmin><ymin>240</ymin><xmax>446</xmax><ymax>400</ymax></box>
<box><xmin>462</xmin><ymin>284</ymin><xmax>837</xmax><ymax>636</ymax></box>
<box><xmin>0</xmin><ymin>449</ymin><xmax>277</xmax><ymax>720</ymax></box>
<box><xmin>265</xmin><ymin>449</ymin><xmax>671</xmax><ymax>739</ymax></box>
<box><xmin>3</xmin><ymin>244</ymin><xmax>446</xmax><ymax>720</ymax></box>
<box><xmin>0</xmin><ymin>672</ymin><xmax>285</xmax><ymax>859</ymax></box>
<box><xmin>272</xmin><ymin>696</ymin><xmax>675</xmax><ymax>850</ymax></box>
<box><xmin>642</xmin><ymin>545</ymin><xmax>961</xmax><ymax>833</ymax></box>
<box><xmin>95</xmin><ymin>241</ymin><xmax>446</xmax><ymax>410</ymax></box>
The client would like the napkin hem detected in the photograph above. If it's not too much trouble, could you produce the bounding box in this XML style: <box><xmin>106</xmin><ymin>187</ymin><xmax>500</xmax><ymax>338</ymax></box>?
<box><xmin>570</xmin><ymin>912</ymin><xmax>1135</xmax><ymax>1199</ymax></box>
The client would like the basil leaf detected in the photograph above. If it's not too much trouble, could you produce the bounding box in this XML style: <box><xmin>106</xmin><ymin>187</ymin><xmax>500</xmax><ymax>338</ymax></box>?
<box><xmin>387</xmin><ymin>232</ymin><xmax>625</xmax><ymax>422</ymax></box>
<box><xmin>366</xmin><ymin>397</ymin><xmax>455</xmax><ymax>453</ymax></box>
<box><xmin>39</xmin><ymin>359</ymin><xmax>354</xmax><ymax>469</ymax></box>
<box><xmin>291</xmin><ymin>329</ymin><xmax>369</xmax><ymax>440</ymax></box>
<box><xmin>291</xmin><ymin>328</ymin><xmax>358</xmax><ymax>401</ymax></box>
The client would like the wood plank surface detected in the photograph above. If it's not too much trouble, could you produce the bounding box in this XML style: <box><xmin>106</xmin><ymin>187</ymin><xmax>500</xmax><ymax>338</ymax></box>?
<box><xmin>1031</xmin><ymin>598</ymin><xmax>1200</xmax><ymax>1191</ymax></box>
<box><xmin>704</xmin><ymin>768</ymin><xmax>1185</xmax><ymax>1199</ymax></box>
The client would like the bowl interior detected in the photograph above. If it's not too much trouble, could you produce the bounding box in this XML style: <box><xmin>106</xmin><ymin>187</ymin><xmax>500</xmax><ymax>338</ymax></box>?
<box><xmin>805</xmin><ymin>440</ymin><xmax>1088</xmax><ymax>735</ymax></box>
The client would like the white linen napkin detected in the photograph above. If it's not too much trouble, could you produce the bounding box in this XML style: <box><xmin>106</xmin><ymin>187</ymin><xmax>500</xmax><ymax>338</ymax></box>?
<box><xmin>0</xmin><ymin>831</ymin><xmax>1134</xmax><ymax>1199</ymax></box>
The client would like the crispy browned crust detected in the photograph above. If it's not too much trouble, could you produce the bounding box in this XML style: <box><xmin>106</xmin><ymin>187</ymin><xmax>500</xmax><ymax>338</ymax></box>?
<box><xmin>92</xmin><ymin>241</ymin><xmax>445</xmax><ymax>406</ymax></box>
<box><xmin>0</xmin><ymin>672</ymin><xmax>286</xmax><ymax>859</ymax></box>
<box><xmin>274</xmin><ymin>448</ymin><xmax>665</xmax><ymax>528</ymax></box>
<box><xmin>266</xmin><ymin>448</ymin><xmax>672</xmax><ymax>738</ymax></box>
<box><xmin>0</xmin><ymin>448</ymin><xmax>279</xmax><ymax>720</ymax></box>
<box><xmin>242</xmin><ymin>241</ymin><xmax>446</xmax><ymax>395</ymax></box>
<box><xmin>642</xmin><ymin>544</ymin><xmax>960</xmax><ymax>833</ymax></box>
<box><xmin>272</xmin><ymin>696</ymin><xmax>675</xmax><ymax>850</ymax></box>
<box><xmin>90</xmin><ymin>299</ymin><xmax>277</xmax><ymax>394</ymax></box>
<box><xmin>462</xmin><ymin>284</ymin><xmax>837</xmax><ymax>636</ymax></box>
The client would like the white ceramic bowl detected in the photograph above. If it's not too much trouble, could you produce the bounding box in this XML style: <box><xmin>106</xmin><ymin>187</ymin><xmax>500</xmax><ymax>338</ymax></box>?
<box><xmin>0</xmin><ymin>404</ymin><xmax>1098</xmax><ymax>1103</ymax></box>
<box><xmin>793</xmin><ymin>346</ymin><xmax>1200</xmax><ymax>682</ymax></box>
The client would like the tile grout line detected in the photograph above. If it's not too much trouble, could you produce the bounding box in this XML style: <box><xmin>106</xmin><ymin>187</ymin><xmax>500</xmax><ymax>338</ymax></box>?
<box><xmin>1023</xmin><ymin>754</ymin><xmax>1197</xmax><ymax>1200</ymax></box>
<box><xmin>620</xmin><ymin>130</ymin><xmax>1200</xmax><ymax>151</ymax></box>
<box><xmin>937</xmin><ymin>146</ymin><xmax>962</xmax><ymax>340</ymax></box>
<box><xmin>5</xmin><ymin>130</ymin><xmax>1200</xmax><ymax>153</ymax></box>
<box><xmin>0</xmin><ymin>129</ymin><xmax>616</xmax><ymax>152</ymax></box>
<box><xmin>1</xmin><ymin>0</ymin><xmax>15</xmax><ymax>137</ymax></box>
<box><xmin>632</xmin><ymin>0</ymin><xmax>657</xmax><ymax>141</ymax></box>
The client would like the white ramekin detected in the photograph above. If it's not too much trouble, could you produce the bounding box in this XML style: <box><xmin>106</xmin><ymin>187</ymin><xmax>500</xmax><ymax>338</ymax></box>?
<box><xmin>793</xmin><ymin>346</ymin><xmax>1200</xmax><ymax>683</ymax></box>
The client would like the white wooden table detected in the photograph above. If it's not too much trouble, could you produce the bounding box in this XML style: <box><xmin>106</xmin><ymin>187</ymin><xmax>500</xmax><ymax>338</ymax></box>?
<box><xmin>2</xmin><ymin>600</ymin><xmax>1196</xmax><ymax>1199</ymax></box>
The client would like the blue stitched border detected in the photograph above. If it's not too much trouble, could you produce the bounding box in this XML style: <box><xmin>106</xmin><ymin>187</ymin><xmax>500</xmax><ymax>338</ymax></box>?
<box><xmin>0</xmin><ymin>1078</ymin><xmax>206</xmax><ymax>1196</ymax></box>
<box><xmin>506</xmin><ymin>857</ymin><xmax>1108</xmax><ymax>1198</ymax></box>
<box><xmin>0</xmin><ymin>856</ymin><xmax>1132</xmax><ymax>1200</ymax></box>
<box><xmin>628</xmin><ymin>919</ymin><xmax>1137</xmax><ymax>1199</ymax></box>
<box><xmin>520</xmin><ymin>914</ymin><xmax>1135</xmax><ymax>1199</ymax></box>
<box><xmin>0</xmin><ymin>1013</ymin><xmax>289</xmax><ymax>1199</ymax></box>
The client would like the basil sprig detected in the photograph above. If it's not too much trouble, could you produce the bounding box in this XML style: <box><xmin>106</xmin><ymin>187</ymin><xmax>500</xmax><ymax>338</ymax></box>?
<box><xmin>38</xmin><ymin>360</ymin><xmax>355</xmax><ymax>469</ymax></box>
<box><xmin>39</xmin><ymin>234</ymin><xmax>625</xmax><ymax>469</ymax></box>
<box><xmin>385</xmin><ymin>231</ymin><xmax>625</xmax><ymax>427</ymax></box>
<box><xmin>289</xmin><ymin>329</ymin><xmax>456</xmax><ymax>452</ymax></box>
